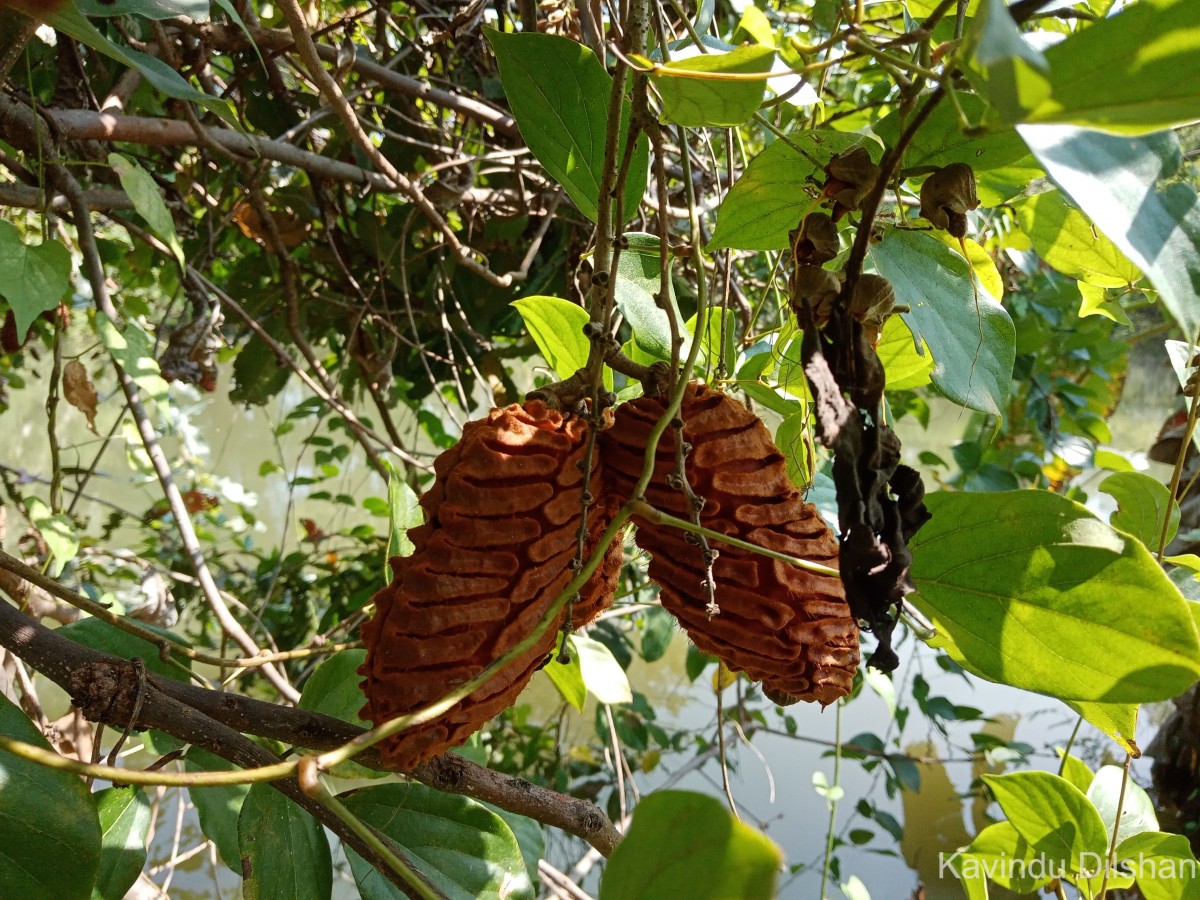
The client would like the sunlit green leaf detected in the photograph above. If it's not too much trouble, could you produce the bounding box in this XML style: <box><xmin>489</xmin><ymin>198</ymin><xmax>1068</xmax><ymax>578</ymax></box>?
<box><xmin>983</xmin><ymin>772</ymin><xmax>1108</xmax><ymax>872</ymax></box>
<box><xmin>1087</xmin><ymin>765</ymin><xmax>1159</xmax><ymax>848</ymax></box>
<box><xmin>599</xmin><ymin>791</ymin><xmax>781</xmax><ymax>899</ymax></box>
<box><xmin>875</xmin><ymin>93</ymin><xmax>1032</xmax><ymax>172</ymax></box>
<box><xmin>776</xmin><ymin>409</ymin><xmax>811</xmax><ymax>489</ymax></box>
<box><xmin>25</xmin><ymin>497</ymin><xmax>79</xmax><ymax>578</ymax></box>
<box><xmin>96</xmin><ymin>313</ymin><xmax>170</xmax><ymax>413</ymax></box>
<box><xmin>542</xmin><ymin>646</ymin><xmax>586</xmax><ymax>711</ymax></box>
<box><xmin>383</xmin><ymin>460</ymin><xmax>422</xmax><ymax>573</ymax></box>
<box><xmin>611</xmin><ymin>233</ymin><xmax>681</xmax><ymax>359</ymax></box>
<box><xmin>1117</xmin><ymin>831</ymin><xmax>1200</xmax><ymax>900</ymax></box>
<box><xmin>512</xmin><ymin>295</ymin><xmax>611</xmax><ymax>390</ymax></box>
<box><xmin>911</xmin><ymin>490</ymin><xmax>1200</xmax><ymax>703</ymax></box>
<box><xmin>1014</xmin><ymin>191</ymin><xmax>1141</xmax><ymax>289</ymax></box>
<box><xmin>962</xmin><ymin>821</ymin><xmax>1050</xmax><ymax>894</ymax></box>
<box><xmin>654</xmin><ymin>45</ymin><xmax>775</xmax><ymax>127</ymax></box>
<box><xmin>574</xmin><ymin>633</ymin><xmax>633</xmax><ymax>705</ymax></box>
<box><xmin>967</xmin><ymin>0</ymin><xmax>1051</xmax><ymax>123</ymax></box>
<box><xmin>1099</xmin><ymin>471</ymin><xmax>1179</xmax><ymax>548</ymax></box>
<box><xmin>298</xmin><ymin>649</ymin><xmax>369</xmax><ymax>726</ymax></box>
<box><xmin>1065</xmin><ymin>700</ymin><xmax>1139</xmax><ymax>756</ymax></box>
<box><xmin>78</xmin><ymin>0</ymin><xmax>208</xmax><ymax>19</ymax></box>
<box><xmin>0</xmin><ymin>220</ymin><xmax>71</xmax><ymax>341</ymax></box>
<box><xmin>876</xmin><ymin>315</ymin><xmax>933</xmax><ymax>391</ymax></box>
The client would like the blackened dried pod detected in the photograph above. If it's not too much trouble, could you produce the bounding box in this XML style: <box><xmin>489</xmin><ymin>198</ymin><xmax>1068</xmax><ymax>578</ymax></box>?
<box><xmin>789</xmin><ymin>213</ymin><xmax>840</xmax><ymax>266</ymax></box>
<box><xmin>789</xmin><ymin>264</ymin><xmax>841</xmax><ymax>328</ymax></box>
<box><xmin>823</xmin><ymin>147</ymin><xmax>880</xmax><ymax>217</ymax></box>
<box><xmin>359</xmin><ymin>401</ymin><xmax>622</xmax><ymax>771</ymax></box>
<box><xmin>601</xmin><ymin>382</ymin><xmax>860</xmax><ymax>706</ymax></box>
<box><xmin>919</xmin><ymin>163</ymin><xmax>980</xmax><ymax>238</ymax></box>
<box><xmin>849</xmin><ymin>274</ymin><xmax>897</xmax><ymax>345</ymax></box>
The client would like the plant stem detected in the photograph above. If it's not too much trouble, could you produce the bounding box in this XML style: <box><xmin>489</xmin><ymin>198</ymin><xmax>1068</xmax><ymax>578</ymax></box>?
<box><xmin>818</xmin><ymin>699</ymin><xmax>844</xmax><ymax>900</ymax></box>
<box><xmin>1098</xmin><ymin>753</ymin><xmax>1133</xmax><ymax>899</ymax></box>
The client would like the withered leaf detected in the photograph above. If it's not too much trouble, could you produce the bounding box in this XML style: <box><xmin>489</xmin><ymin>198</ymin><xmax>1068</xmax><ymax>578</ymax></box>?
<box><xmin>62</xmin><ymin>360</ymin><xmax>98</xmax><ymax>433</ymax></box>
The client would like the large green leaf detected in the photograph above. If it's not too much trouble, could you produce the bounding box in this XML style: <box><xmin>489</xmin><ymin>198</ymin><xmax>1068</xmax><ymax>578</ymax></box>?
<box><xmin>486</xmin><ymin>29</ymin><xmax>647</xmax><ymax>223</ymax></box>
<box><xmin>910</xmin><ymin>490</ymin><xmax>1200</xmax><ymax>703</ymax></box>
<box><xmin>298</xmin><ymin>649</ymin><xmax>369</xmax><ymax>726</ymax></box>
<box><xmin>108</xmin><ymin>154</ymin><xmax>185</xmax><ymax>268</ymax></box>
<box><xmin>512</xmin><ymin>295</ymin><xmax>612</xmax><ymax>390</ymax></box>
<box><xmin>599</xmin><ymin>790</ymin><xmax>781</xmax><ymax>899</ymax></box>
<box><xmin>57</xmin><ymin>617</ymin><xmax>191</xmax><ymax>681</ymax></box>
<box><xmin>0</xmin><ymin>220</ymin><xmax>71</xmax><ymax>341</ymax></box>
<box><xmin>967</xmin><ymin>0</ymin><xmax>1050</xmax><ymax>124</ymax></box>
<box><xmin>574</xmin><ymin>633</ymin><xmax>633</xmax><ymax>705</ymax></box>
<box><xmin>1020</xmin><ymin>0</ymin><xmax>1200</xmax><ymax>134</ymax></box>
<box><xmin>869</xmin><ymin>229</ymin><xmax>1015</xmax><ymax>414</ymax></box>
<box><xmin>92</xmin><ymin>786</ymin><xmax>151</xmax><ymax>900</ymax></box>
<box><xmin>185</xmin><ymin>748</ymin><xmax>250</xmax><ymax>872</ymax></box>
<box><xmin>480</xmin><ymin>804</ymin><xmax>544</xmax><ymax>888</ymax></box>
<box><xmin>1099</xmin><ymin>471</ymin><xmax>1179</xmax><ymax>548</ymax></box>
<box><xmin>0</xmin><ymin>693</ymin><xmax>101</xmax><ymax>900</ymax></box>
<box><xmin>654</xmin><ymin>45</ymin><xmax>775</xmax><ymax>127</ymax></box>
<box><xmin>961</xmin><ymin>821</ymin><xmax>1050</xmax><ymax>894</ymax></box>
<box><xmin>341</xmin><ymin>783</ymin><xmax>535</xmax><ymax>900</ymax></box>
<box><xmin>1018</xmin><ymin>125</ymin><xmax>1200</xmax><ymax>341</ymax></box>
<box><xmin>611</xmin><ymin>233</ymin><xmax>681</xmax><ymax>359</ymax></box>
<box><xmin>983</xmin><ymin>772</ymin><xmax>1108</xmax><ymax>873</ymax></box>
<box><xmin>708</xmin><ymin>130</ymin><xmax>873</xmax><ymax>251</ymax></box>
<box><xmin>1117</xmin><ymin>832</ymin><xmax>1200</xmax><ymax>900</ymax></box>
<box><xmin>874</xmin><ymin>93</ymin><xmax>1032</xmax><ymax>173</ymax></box>
<box><xmin>1065</xmin><ymin>700</ymin><xmax>1139</xmax><ymax>756</ymax></box>
<box><xmin>78</xmin><ymin>0</ymin><xmax>208</xmax><ymax>19</ymax></box>
<box><xmin>238</xmin><ymin>783</ymin><xmax>332</xmax><ymax>900</ymax></box>
<box><xmin>1014</xmin><ymin>191</ymin><xmax>1142</xmax><ymax>289</ymax></box>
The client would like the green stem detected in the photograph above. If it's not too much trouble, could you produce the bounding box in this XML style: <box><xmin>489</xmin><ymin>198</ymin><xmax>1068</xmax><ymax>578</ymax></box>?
<box><xmin>1098</xmin><ymin>754</ymin><xmax>1133</xmax><ymax>899</ymax></box>
<box><xmin>1057</xmin><ymin>715</ymin><xmax>1083</xmax><ymax>776</ymax></box>
<box><xmin>818</xmin><ymin>699</ymin><xmax>844</xmax><ymax>900</ymax></box>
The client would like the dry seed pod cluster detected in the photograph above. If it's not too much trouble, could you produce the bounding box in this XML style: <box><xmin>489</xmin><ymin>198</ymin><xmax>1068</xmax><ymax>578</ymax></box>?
<box><xmin>358</xmin><ymin>401</ymin><xmax>621</xmax><ymax>771</ymax></box>
<box><xmin>600</xmin><ymin>382</ymin><xmax>860</xmax><ymax>706</ymax></box>
<box><xmin>920</xmin><ymin>162</ymin><xmax>980</xmax><ymax>239</ymax></box>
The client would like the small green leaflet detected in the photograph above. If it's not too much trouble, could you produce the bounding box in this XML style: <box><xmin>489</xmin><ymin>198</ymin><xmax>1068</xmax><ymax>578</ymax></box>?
<box><xmin>611</xmin><ymin>233</ymin><xmax>682</xmax><ymax>360</ymax></box>
<box><xmin>96</xmin><ymin>312</ymin><xmax>171</xmax><ymax>414</ymax></box>
<box><xmin>542</xmin><ymin>645</ymin><xmax>586</xmax><ymax>711</ymax></box>
<box><xmin>25</xmin><ymin>497</ymin><xmax>78</xmax><ymax>577</ymax></box>
<box><xmin>0</xmin><ymin>220</ymin><xmax>71</xmax><ymax>341</ymax></box>
<box><xmin>1098</xmin><ymin>470</ymin><xmax>1180</xmax><ymax>548</ymax></box>
<box><xmin>1065</xmin><ymin>699</ymin><xmax>1139</xmax><ymax>756</ymax></box>
<box><xmin>573</xmin><ymin>633</ymin><xmax>632</xmax><ymax>705</ymax></box>
<box><xmin>109</xmin><ymin>154</ymin><xmax>185</xmax><ymax>268</ymax></box>
<box><xmin>486</xmin><ymin>29</ymin><xmax>647</xmax><ymax>223</ymax></box>
<box><xmin>512</xmin><ymin>295</ymin><xmax>612</xmax><ymax>390</ymax></box>
<box><xmin>652</xmin><ymin>45</ymin><xmax>776</xmax><ymax>127</ymax></box>
<box><xmin>383</xmin><ymin>458</ymin><xmax>422</xmax><ymax>578</ymax></box>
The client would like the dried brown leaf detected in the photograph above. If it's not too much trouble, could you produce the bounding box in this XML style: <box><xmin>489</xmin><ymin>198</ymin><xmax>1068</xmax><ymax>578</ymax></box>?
<box><xmin>62</xmin><ymin>359</ymin><xmax>98</xmax><ymax>433</ymax></box>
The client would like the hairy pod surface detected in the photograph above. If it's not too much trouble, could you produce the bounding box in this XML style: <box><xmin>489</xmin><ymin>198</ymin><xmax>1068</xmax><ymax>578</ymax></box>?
<box><xmin>601</xmin><ymin>382</ymin><xmax>859</xmax><ymax>705</ymax></box>
<box><xmin>359</xmin><ymin>401</ymin><xmax>621</xmax><ymax>770</ymax></box>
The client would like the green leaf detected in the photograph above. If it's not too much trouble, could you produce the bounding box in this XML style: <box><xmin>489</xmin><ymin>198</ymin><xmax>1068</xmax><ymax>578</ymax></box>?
<box><xmin>599</xmin><ymin>790</ymin><xmax>781</xmax><ymax>900</ymax></box>
<box><xmin>967</xmin><ymin>0</ymin><xmax>1051</xmax><ymax>123</ymax></box>
<box><xmin>1021</xmin><ymin>0</ymin><xmax>1200</xmax><ymax>134</ymax></box>
<box><xmin>1014</xmin><ymin>191</ymin><xmax>1141</xmax><ymax>288</ymax></box>
<box><xmin>231</xmin><ymin>332</ymin><xmax>290</xmax><ymax>405</ymax></box>
<box><xmin>383</xmin><ymin>461</ymin><xmax>422</xmax><ymax>574</ymax></box>
<box><xmin>611</xmin><ymin>233</ymin><xmax>682</xmax><ymax>359</ymax></box>
<box><xmin>542</xmin><ymin>648</ymin><xmax>587</xmax><ymax>712</ymax></box>
<box><xmin>92</xmin><ymin>786</ymin><xmax>151</xmax><ymax>900</ymax></box>
<box><xmin>108</xmin><ymin>154</ymin><xmax>185</xmax><ymax>268</ymax></box>
<box><xmin>876</xmin><ymin>315</ymin><xmax>933</xmax><ymax>391</ymax></box>
<box><xmin>1087</xmin><ymin>765</ymin><xmax>1159</xmax><ymax>847</ymax></box>
<box><xmin>512</xmin><ymin>295</ymin><xmax>611</xmax><ymax>390</ymax></box>
<box><xmin>341</xmin><ymin>783</ymin><xmax>535</xmax><ymax>900</ymax></box>
<box><xmin>0</xmin><ymin>220</ymin><xmax>71</xmax><ymax>341</ymax></box>
<box><xmin>640</xmin><ymin>606</ymin><xmax>676</xmax><ymax>662</ymax></box>
<box><xmin>874</xmin><ymin>93</ymin><xmax>1032</xmax><ymax>172</ymax></box>
<box><xmin>776</xmin><ymin>410</ymin><xmax>811</xmax><ymax>489</ymax></box>
<box><xmin>983</xmin><ymin>772</ymin><xmax>1109</xmax><ymax>872</ymax></box>
<box><xmin>185</xmin><ymin>748</ymin><xmax>250</xmax><ymax>872</ymax></box>
<box><xmin>57</xmin><ymin>617</ymin><xmax>192</xmax><ymax>681</ymax></box>
<box><xmin>1078</xmin><ymin>281</ymin><xmax>1132</xmax><ymax>326</ymax></box>
<box><xmin>239</xmin><ymin>783</ymin><xmax>332</xmax><ymax>900</ymax></box>
<box><xmin>869</xmin><ymin>229</ymin><xmax>1015</xmax><ymax>414</ymax></box>
<box><xmin>26</xmin><ymin>497</ymin><xmax>79</xmax><ymax>578</ymax></box>
<box><xmin>686</xmin><ymin>306</ymin><xmax>737</xmax><ymax>374</ymax></box>
<box><xmin>910</xmin><ymin>490</ymin><xmax>1200</xmax><ymax>703</ymax></box>
<box><xmin>0</xmin><ymin>693</ymin><xmax>101</xmax><ymax>900</ymax></box>
<box><xmin>1018</xmin><ymin>125</ymin><xmax>1200</xmax><ymax>341</ymax></box>
<box><xmin>574</xmin><ymin>633</ymin><xmax>633</xmax><ymax>705</ymax></box>
<box><xmin>298</xmin><ymin>649</ymin><xmax>369</xmax><ymax>726</ymax></box>
<box><xmin>962</xmin><ymin>821</ymin><xmax>1050</xmax><ymax>894</ymax></box>
<box><xmin>1065</xmin><ymin>699</ymin><xmax>1141</xmax><ymax>755</ymax></box>
<box><xmin>1056</xmin><ymin>752</ymin><xmax>1094</xmax><ymax>795</ymax></box>
<box><xmin>1117</xmin><ymin>832</ymin><xmax>1200</xmax><ymax>900</ymax></box>
<box><xmin>78</xmin><ymin>0</ymin><xmax>208</xmax><ymax>19</ymax></box>
<box><xmin>480</xmin><ymin>804</ymin><xmax>544</xmax><ymax>889</ymax></box>
<box><xmin>486</xmin><ymin>29</ymin><xmax>647</xmax><ymax>223</ymax></box>
<box><xmin>708</xmin><ymin>131</ymin><xmax>873</xmax><ymax>251</ymax></box>
<box><xmin>45</xmin><ymin>6</ymin><xmax>232</xmax><ymax>120</ymax></box>
<box><xmin>96</xmin><ymin>313</ymin><xmax>170</xmax><ymax>413</ymax></box>
<box><xmin>1099</xmin><ymin>471</ymin><xmax>1180</xmax><ymax>548</ymax></box>
<box><xmin>654</xmin><ymin>45</ymin><xmax>775</xmax><ymax>127</ymax></box>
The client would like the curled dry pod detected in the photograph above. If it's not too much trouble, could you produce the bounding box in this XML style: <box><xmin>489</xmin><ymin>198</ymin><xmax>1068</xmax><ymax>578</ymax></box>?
<box><xmin>601</xmin><ymin>383</ymin><xmax>859</xmax><ymax>705</ymax></box>
<box><xmin>789</xmin><ymin>264</ymin><xmax>841</xmax><ymax>328</ymax></box>
<box><xmin>359</xmin><ymin>401</ymin><xmax>622</xmax><ymax>770</ymax></box>
<box><xmin>823</xmin><ymin>146</ymin><xmax>880</xmax><ymax>217</ymax></box>
<box><xmin>848</xmin><ymin>273</ymin><xmax>897</xmax><ymax>346</ymax></box>
<box><xmin>919</xmin><ymin>162</ymin><xmax>980</xmax><ymax>238</ymax></box>
<box><xmin>789</xmin><ymin>213</ymin><xmax>840</xmax><ymax>266</ymax></box>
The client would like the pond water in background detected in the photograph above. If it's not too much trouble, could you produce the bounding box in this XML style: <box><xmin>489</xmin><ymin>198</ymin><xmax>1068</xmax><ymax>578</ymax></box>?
<box><xmin>1</xmin><ymin>336</ymin><xmax>1186</xmax><ymax>898</ymax></box>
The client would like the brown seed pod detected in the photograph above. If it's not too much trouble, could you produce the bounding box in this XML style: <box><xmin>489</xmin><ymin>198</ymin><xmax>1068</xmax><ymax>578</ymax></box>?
<box><xmin>823</xmin><ymin>147</ymin><xmax>880</xmax><ymax>218</ymax></box>
<box><xmin>601</xmin><ymin>383</ymin><xmax>859</xmax><ymax>705</ymax></box>
<box><xmin>789</xmin><ymin>264</ymin><xmax>841</xmax><ymax>328</ymax></box>
<box><xmin>358</xmin><ymin>401</ymin><xmax>622</xmax><ymax>770</ymax></box>
<box><xmin>789</xmin><ymin>213</ymin><xmax>840</xmax><ymax>267</ymax></box>
<box><xmin>919</xmin><ymin>163</ymin><xmax>980</xmax><ymax>238</ymax></box>
<box><xmin>848</xmin><ymin>274</ymin><xmax>897</xmax><ymax>346</ymax></box>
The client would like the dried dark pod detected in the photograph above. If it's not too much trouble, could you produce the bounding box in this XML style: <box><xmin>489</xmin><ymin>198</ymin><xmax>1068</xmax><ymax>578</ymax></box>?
<box><xmin>601</xmin><ymin>382</ymin><xmax>860</xmax><ymax>706</ymax></box>
<box><xmin>789</xmin><ymin>213</ymin><xmax>840</xmax><ymax>266</ymax></box>
<box><xmin>919</xmin><ymin>163</ymin><xmax>980</xmax><ymax>239</ymax></box>
<box><xmin>848</xmin><ymin>274</ymin><xmax>897</xmax><ymax>346</ymax></box>
<box><xmin>823</xmin><ymin>147</ymin><xmax>880</xmax><ymax>218</ymax></box>
<box><xmin>359</xmin><ymin>402</ymin><xmax>622</xmax><ymax>770</ymax></box>
<box><xmin>789</xmin><ymin>264</ymin><xmax>841</xmax><ymax>328</ymax></box>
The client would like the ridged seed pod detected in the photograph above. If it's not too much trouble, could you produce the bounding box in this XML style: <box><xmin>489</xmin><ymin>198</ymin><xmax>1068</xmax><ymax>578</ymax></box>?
<box><xmin>601</xmin><ymin>383</ymin><xmax>859</xmax><ymax>705</ymax></box>
<box><xmin>359</xmin><ymin>401</ymin><xmax>622</xmax><ymax>770</ymax></box>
